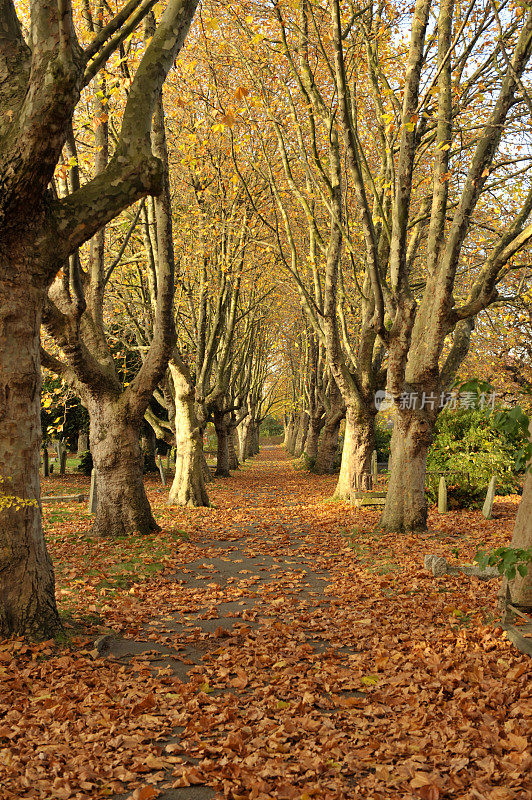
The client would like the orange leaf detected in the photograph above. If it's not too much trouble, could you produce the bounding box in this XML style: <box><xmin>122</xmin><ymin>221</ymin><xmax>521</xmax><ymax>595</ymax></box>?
<box><xmin>132</xmin><ymin>787</ymin><xmax>159</xmax><ymax>800</ymax></box>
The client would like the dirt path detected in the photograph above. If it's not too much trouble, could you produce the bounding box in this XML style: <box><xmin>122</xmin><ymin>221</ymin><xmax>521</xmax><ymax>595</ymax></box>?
<box><xmin>101</xmin><ymin>447</ymin><xmax>528</xmax><ymax>800</ymax></box>
<box><xmin>3</xmin><ymin>447</ymin><xmax>530</xmax><ymax>800</ymax></box>
<box><xmin>107</xmin><ymin>449</ymin><xmax>355</xmax><ymax>799</ymax></box>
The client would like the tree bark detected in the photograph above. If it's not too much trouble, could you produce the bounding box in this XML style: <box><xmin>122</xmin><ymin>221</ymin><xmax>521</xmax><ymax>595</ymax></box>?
<box><xmin>237</xmin><ymin>422</ymin><xmax>246</xmax><ymax>461</ymax></box>
<box><xmin>314</xmin><ymin>404</ymin><xmax>344</xmax><ymax>474</ymax></box>
<box><xmin>304</xmin><ymin>412</ymin><xmax>325</xmax><ymax>461</ymax></box>
<box><xmin>238</xmin><ymin>417</ymin><xmax>253</xmax><ymax>461</ymax></box>
<box><xmin>228</xmin><ymin>428</ymin><xmax>240</xmax><ymax>470</ymax></box>
<box><xmin>88</xmin><ymin>396</ymin><xmax>159</xmax><ymax>537</ymax></box>
<box><xmin>286</xmin><ymin>412</ymin><xmax>299</xmax><ymax>454</ymax></box>
<box><xmin>140</xmin><ymin>423</ymin><xmax>157</xmax><ymax>472</ymax></box>
<box><xmin>0</xmin><ymin>282</ymin><xmax>61</xmax><ymax>637</ymax></box>
<box><xmin>379</xmin><ymin>408</ymin><xmax>434</xmax><ymax>532</ymax></box>
<box><xmin>252</xmin><ymin>422</ymin><xmax>260</xmax><ymax>455</ymax></box>
<box><xmin>506</xmin><ymin>421</ymin><xmax>532</xmax><ymax>609</ymax></box>
<box><xmin>334</xmin><ymin>405</ymin><xmax>376</xmax><ymax>500</ymax></box>
<box><xmin>200</xmin><ymin>445</ymin><xmax>212</xmax><ymax>483</ymax></box>
<box><xmin>167</xmin><ymin>363</ymin><xmax>209</xmax><ymax>507</ymax></box>
<box><xmin>213</xmin><ymin>406</ymin><xmax>231</xmax><ymax>477</ymax></box>
<box><xmin>77</xmin><ymin>432</ymin><xmax>88</xmax><ymax>453</ymax></box>
<box><xmin>283</xmin><ymin>413</ymin><xmax>291</xmax><ymax>448</ymax></box>
<box><xmin>293</xmin><ymin>411</ymin><xmax>309</xmax><ymax>457</ymax></box>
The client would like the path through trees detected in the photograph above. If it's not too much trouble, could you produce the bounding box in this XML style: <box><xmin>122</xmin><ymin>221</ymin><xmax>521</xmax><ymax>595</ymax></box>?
<box><xmin>1</xmin><ymin>446</ymin><xmax>529</xmax><ymax>798</ymax></box>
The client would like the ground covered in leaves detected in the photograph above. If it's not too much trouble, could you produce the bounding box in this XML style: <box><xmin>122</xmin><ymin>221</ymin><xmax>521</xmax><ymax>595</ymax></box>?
<box><xmin>1</xmin><ymin>447</ymin><xmax>530</xmax><ymax>800</ymax></box>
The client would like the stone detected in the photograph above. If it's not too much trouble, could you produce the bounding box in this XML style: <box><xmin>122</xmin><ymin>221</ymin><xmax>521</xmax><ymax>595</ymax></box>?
<box><xmin>371</xmin><ymin>450</ymin><xmax>378</xmax><ymax>480</ymax></box>
<box><xmin>157</xmin><ymin>455</ymin><xmax>166</xmax><ymax>486</ymax></box>
<box><xmin>432</xmin><ymin>556</ymin><xmax>448</xmax><ymax>577</ymax></box>
<box><xmin>42</xmin><ymin>494</ymin><xmax>86</xmax><ymax>503</ymax></box>
<box><xmin>42</xmin><ymin>447</ymin><xmax>49</xmax><ymax>477</ymax></box>
<box><xmin>77</xmin><ymin>432</ymin><xmax>88</xmax><ymax>453</ymax></box>
<box><xmin>438</xmin><ymin>476</ymin><xmax>448</xmax><ymax>513</ymax></box>
<box><xmin>482</xmin><ymin>476</ymin><xmax>496</xmax><ymax>519</ymax></box>
<box><xmin>59</xmin><ymin>449</ymin><xmax>67</xmax><ymax>476</ymax></box>
<box><xmin>95</xmin><ymin>634</ymin><xmax>115</xmax><ymax>655</ymax></box>
<box><xmin>88</xmin><ymin>468</ymin><xmax>97</xmax><ymax>514</ymax></box>
<box><xmin>424</xmin><ymin>554</ymin><xmax>435</xmax><ymax>570</ymax></box>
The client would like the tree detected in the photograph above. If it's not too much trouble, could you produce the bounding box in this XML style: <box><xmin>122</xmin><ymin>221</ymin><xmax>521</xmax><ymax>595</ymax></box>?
<box><xmin>326</xmin><ymin>0</ymin><xmax>532</xmax><ymax>528</ymax></box>
<box><xmin>221</xmin><ymin>0</ymin><xmax>387</xmax><ymax>496</ymax></box>
<box><xmin>42</xmin><ymin>14</ymin><xmax>177</xmax><ymax>537</ymax></box>
<box><xmin>0</xmin><ymin>0</ymin><xmax>198</xmax><ymax>636</ymax></box>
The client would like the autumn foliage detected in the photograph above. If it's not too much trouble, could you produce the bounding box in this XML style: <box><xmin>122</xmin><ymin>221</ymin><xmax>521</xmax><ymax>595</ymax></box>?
<box><xmin>1</xmin><ymin>449</ymin><xmax>529</xmax><ymax>800</ymax></box>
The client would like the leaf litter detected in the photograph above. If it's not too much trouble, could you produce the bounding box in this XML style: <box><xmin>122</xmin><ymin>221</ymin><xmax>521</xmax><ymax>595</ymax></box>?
<box><xmin>0</xmin><ymin>448</ymin><xmax>530</xmax><ymax>799</ymax></box>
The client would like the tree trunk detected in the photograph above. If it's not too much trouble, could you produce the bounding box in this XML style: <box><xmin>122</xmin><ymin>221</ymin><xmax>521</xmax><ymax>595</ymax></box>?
<box><xmin>228</xmin><ymin>428</ymin><xmax>240</xmax><ymax>470</ymax></box>
<box><xmin>293</xmin><ymin>411</ymin><xmax>310</xmax><ymax>457</ymax></box>
<box><xmin>505</xmin><ymin>421</ymin><xmax>532</xmax><ymax>609</ymax></box>
<box><xmin>334</xmin><ymin>405</ymin><xmax>376</xmax><ymax>500</ymax></box>
<box><xmin>167</xmin><ymin>365</ymin><xmax>209</xmax><ymax>507</ymax></box>
<box><xmin>237</xmin><ymin>423</ymin><xmax>245</xmax><ymax>461</ymax></box>
<box><xmin>379</xmin><ymin>408</ymin><xmax>434</xmax><ymax>532</ymax></box>
<box><xmin>283</xmin><ymin>414</ymin><xmax>291</xmax><ymax>448</ymax></box>
<box><xmin>213</xmin><ymin>408</ymin><xmax>231</xmax><ymax>477</ymax></box>
<box><xmin>284</xmin><ymin>413</ymin><xmax>296</xmax><ymax>451</ymax></box>
<box><xmin>140</xmin><ymin>424</ymin><xmax>157</xmax><ymax>473</ymax></box>
<box><xmin>314</xmin><ymin>409</ymin><xmax>343</xmax><ymax>474</ymax></box>
<box><xmin>200</xmin><ymin>444</ymin><xmax>212</xmax><ymax>483</ymax></box>
<box><xmin>0</xmin><ymin>282</ymin><xmax>61</xmax><ymax>637</ymax></box>
<box><xmin>238</xmin><ymin>418</ymin><xmax>252</xmax><ymax>461</ymax></box>
<box><xmin>88</xmin><ymin>397</ymin><xmax>159</xmax><ymax>536</ymax></box>
<box><xmin>252</xmin><ymin>422</ymin><xmax>260</xmax><ymax>455</ymax></box>
<box><xmin>304</xmin><ymin>412</ymin><xmax>325</xmax><ymax>461</ymax></box>
<box><xmin>286</xmin><ymin>413</ymin><xmax>299</xmax><ymax>454</ymax></box>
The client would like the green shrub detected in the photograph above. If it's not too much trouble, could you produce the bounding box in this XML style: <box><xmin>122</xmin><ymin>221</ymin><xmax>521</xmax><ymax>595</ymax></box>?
<box><xmin>375</xmin><ymin>419</ymin><xmax>392</xmax><ymax>463</ymax></box>
<box><xmin>426</xmin><ymin>407</ymin><xmax>524</xmax><ymax>507</ymax></box>
<box><xmin>77</xmin><ymin>450</ymin><xmax>93</xmax><ymax>476</ymax></box>
<box><xmin>475</xmin><ymin>546</ymin><xmax>532</xmax><ymax>580</ymax></box>
<box><xmin>260</xmin><ymin>415</ymin><xmax>284</xmax><ymax>437</ymax></box>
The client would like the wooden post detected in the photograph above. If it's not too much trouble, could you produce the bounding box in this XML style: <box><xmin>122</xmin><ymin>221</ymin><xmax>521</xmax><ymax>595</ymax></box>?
<box><xmin>88</xmin><ymin>468</ymin><xmax>97</xmax><ymax>514</ymax></box>
<box><xmin>157</xmin><ymin>455</ymin><xmax>166</xmax><ymax>486</ymax></box>
<box><xmin>438</xmin><ymin>476</ymin><xmax>448</xmax><ymax>513</ymax></box>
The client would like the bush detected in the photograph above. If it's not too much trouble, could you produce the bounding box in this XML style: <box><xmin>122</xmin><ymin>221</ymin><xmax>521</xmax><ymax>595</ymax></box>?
<box><xmin>261</xmin><ymin>415</ymin><xmax>284</xmax><ymax>437</ymax></box>
<box><xmin>77</xmin><ymin>450</ymin><xmax>93</xmax><ymax>476</ymax></box>
<box><xmin>430</xmin><ymin>482</ymin><xmax>486</xmax><ymax>510</ymax></box>
<box><xmin>426</xmin><ymin>407</ymin><xmax>524</xmax><ymax>507</ymax></box>
<box><xmin>375</xmin><ymin>419</ymin><xmax>392</xmax><ymax>463</ymax></box>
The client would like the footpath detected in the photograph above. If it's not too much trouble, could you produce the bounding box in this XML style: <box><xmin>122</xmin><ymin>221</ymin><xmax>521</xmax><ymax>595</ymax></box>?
<box><xmin>2</xmin><ymin>447</ymin><xmax>529</xmax><ymax>800</ymax></box>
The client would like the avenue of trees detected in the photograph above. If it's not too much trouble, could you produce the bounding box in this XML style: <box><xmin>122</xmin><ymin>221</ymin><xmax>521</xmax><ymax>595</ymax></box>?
<box><xmin>1</xmin><ymin>0</ymin><xmax>531</xmax><ymax>637</ymax></box>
